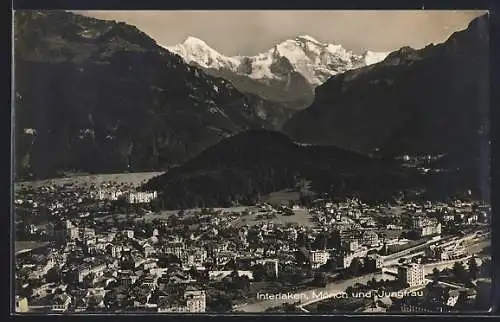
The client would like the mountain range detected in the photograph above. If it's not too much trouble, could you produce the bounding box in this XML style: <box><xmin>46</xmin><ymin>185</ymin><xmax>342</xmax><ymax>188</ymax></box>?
<box><xmin>167</xmin><ymin>36</ymin><xmax>389</xmax><ymax>110</ymax></box>
<box><xmin>13</xmin><ymin>10</ymin><xmax>489</xmax><ymax>203</ymax></box>
<box><xmin>284</xmin><ymin>14</ymin><xmax>489</xmax><ymax>160</ymax></box>
<box><xmin>14</xmin><ymin>11</ymin><xmax>292</xmax><ymax>179</ymax></box>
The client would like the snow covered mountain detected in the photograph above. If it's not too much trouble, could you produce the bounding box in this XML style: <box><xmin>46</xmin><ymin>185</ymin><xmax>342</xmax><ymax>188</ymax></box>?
<box><xmin>166</xmin><ymin>35</ymin><xmax>390</xmax><ymax>109</ymax></box>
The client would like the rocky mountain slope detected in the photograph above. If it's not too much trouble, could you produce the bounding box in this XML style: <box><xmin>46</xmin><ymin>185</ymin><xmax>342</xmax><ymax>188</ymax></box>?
<box><xmin>167</xmin><ymin>36</ymin><xmax>389</xmax><ymax>110</ymax></box>
<box><xmin>284</xmin><ymin>14</ymin><xmax>489</xmax><ymax>159</ymax></box>
<box><xmin>13</xmin><ymin>11</ymin><xmax>288</xmax><ymax>179</ymax></box>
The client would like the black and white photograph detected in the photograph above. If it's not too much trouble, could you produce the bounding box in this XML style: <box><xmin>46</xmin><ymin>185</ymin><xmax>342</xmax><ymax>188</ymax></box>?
<box><xmin>12</xmin><ymin>9</ymin><xmax>491</xmax><ymax>314</ymax></box>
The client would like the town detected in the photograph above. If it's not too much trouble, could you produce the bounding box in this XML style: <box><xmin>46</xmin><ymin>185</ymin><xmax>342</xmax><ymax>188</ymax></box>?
<box><xmin>14</xmin><ymin>177</ymin><xmax>491</xmax><ymax>313</ymax></box>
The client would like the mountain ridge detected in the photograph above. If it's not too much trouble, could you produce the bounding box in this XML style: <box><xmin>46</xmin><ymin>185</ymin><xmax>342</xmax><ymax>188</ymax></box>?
<box><xmin>13</xmin><ymin>10</ymin><xmax>293</xmax><ymax>179</ymax></box>
<box><xmin>143</xmin><ymin>129</ymin><xmax>414</xmax><ymax>209</ymax></box>
<box><xmin>166</xmin><ymin>35</ymin><xmax>389</xmax><ymax>110</ymax></box>
<box><xmin>283</xmin><ymin>14</ymin><xmax>489</xmax><ymax>157</ymax></box>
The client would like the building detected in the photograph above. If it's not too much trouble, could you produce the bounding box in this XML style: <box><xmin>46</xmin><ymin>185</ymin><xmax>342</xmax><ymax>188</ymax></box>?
<box><xmin>411</xmin><ymin>216</ymin><xmax>426</xmax><ymax>229</ymax></box>
<box><xmin>208</xmin><ymin>270</ymin><xmax>254</xmax><ymax>281</ymax></box>
<box><xmin>123</xmin><ymin>230</ymin><xmax>134</xmax><ymax>239</ymax></box>
<box><xmin>400</xmin><ymin>303</ymin><xmax>454</xmax><ymax>313</ymax></box>
<box><xmin>309</xmin><ymin>250</ymin><xmax>330</xmax><ymax>269</ymax></box>
<box><xmin>32</xmin><ymin>283</ymin><xmax>61</xmax><ymax>298</ymax></box>
<box><xmin>418</xmin><ymin>222</ymin><xmax>442</xmax><ymax>237</ymax></box>
<box><xmin>331</xmin><ymin>229</ymin><xmax>359</xmax><ymax>249</ymax></box>
<box><xmin>93</xmin><ymin>189</ymin><xmax>124</xmax><ymax>201</ymax></box>
<box><xmin>15</xmin><ymin>296</ymin><xmax>29</xmax><ymax>313</ymax></box>
<box><xmin>183</xmin><ymin>248</ymin><xmax>208</xmax><ymax>268</ymax></box>
<box><xmin>111</xmin><ymin>245</ymin><xmax>124</xmax><ymax>258</ymax></box>
<box><xmin>362</xmin><ymin>231</ymin><xmax>379</xmax><ymax>246</ymax></box>
<box><xmin>118</xmin><ymin>271</ymin><xmax>136</xmax><ymax>287</ymax></box>
<box><xmin>368</xmin><ymin>254</ymin><xmax>384</xmax><ymax>269</ymax></box>
<box><xmin>185</xmin><ymin>289</ymin><xmax>206</xmax><ymax>313</ymax></box>
<box><xmin>69</xmin><ymin>227</ymin><xmax>96</xmax><ymax>241</ymax></box>
<box><xmin>164</xmin><ymin>242</ymin><xmax>185</xmax><ymax>259</ymax></box>
<box><xmin>410</xmin><ymin>216</ymin><xmax>441</xmax><ymax>237</ymax></box>
<box><xmin>127</xmin><ymin>191</ymin><xmax>157</xmax><ymax>204</ymax></box>
<box><xmin>157</xmin><ymin>289</ymin><xmax>206</xmax><ymax>313</ymax></box>
<box><xmin>76</xmin><ymin>262</ymin><xmax>107</xmax><ymax>282</ymax></box>
<box><xmin>433</xmin><ymin>247</ymin><xmax>449</xmax><ymax>261</ymax></box>
<box><xmin>158</xmin><ymin>298</ymin><xmax>189</xmax><ymax>313</ymax></box>
<box><xmin>51</xmin><ymin>293</ymin><xmax>72</xmax><ymax>312</ymax></box>
<box><xmin>345</xmin><ymin>240</ymin><xmax>359</xmax><ymax>252</ymax></box>
<box><xmin>143</xmin><ymin>244</ymin><xmax>155</xmax><ymax>257</ymax></box>
<box><xmin>215</xmin><ymin>251</ymin><xmax>235</xmax><ymax>267</ymax></box>
<box><xmin>68</xmin><ymin>227</ymin><xmax>80</xmax><ymax>240</ymax></box>
<box><xmin>80</xmin><ymin>228</ymin><xmax>96</xmax><ymax>240</ymax></box>
<box><xmin>398</xmin><ymin>263</ymin><xmax>425</xmax><ymax>287</ymax></box>
<box><xmin>340</xmin><ymin>249</ymin><xmax>369</xmax><ymax>268</ymax></box>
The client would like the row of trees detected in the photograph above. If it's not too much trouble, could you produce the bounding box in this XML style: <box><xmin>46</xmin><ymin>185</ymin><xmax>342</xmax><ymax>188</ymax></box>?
<box><xmin>430</xmin><ymin>256</ymin><xmax>490</xmax><ymax>284</ymax></box>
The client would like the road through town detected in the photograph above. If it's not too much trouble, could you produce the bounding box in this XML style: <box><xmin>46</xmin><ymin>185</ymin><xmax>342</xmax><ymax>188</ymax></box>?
<box><xmin>236</xmin><ymin>272</ymin><xmax>396</xmax><ymax>312</ymax></box>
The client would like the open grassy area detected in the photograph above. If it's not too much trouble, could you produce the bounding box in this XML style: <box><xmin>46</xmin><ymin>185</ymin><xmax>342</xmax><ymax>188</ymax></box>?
<box><xmin>235</xmin><ymin>208</ymin><xmax>317</xmax><ymax>227</ymax></box>
<box><xmin>15</xmin><ymin>172</ymin><xmax>164</xmax><ymax>190</ymax></box>
<box><xmin>15</xmin><ymin>241</ymin><xmax>49</xmax><ymax>254</ymax></box>
<box><xmin>261</xmin><ymin>189</ymin><xmax>300</xmax><ymax>207</ymax></box>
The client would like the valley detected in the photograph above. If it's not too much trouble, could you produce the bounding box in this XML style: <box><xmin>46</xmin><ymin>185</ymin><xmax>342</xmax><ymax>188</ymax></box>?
<box><xmin>12</xmin><ymin>10</ymin><xmax>490</xmax><ymax>315</ymax></box>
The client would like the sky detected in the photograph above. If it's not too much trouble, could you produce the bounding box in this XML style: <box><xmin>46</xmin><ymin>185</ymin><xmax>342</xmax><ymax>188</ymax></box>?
<box><xmin>77</xmin><ymin>10</ymin><xmax>487</xmax><ymax>55</ymax></box>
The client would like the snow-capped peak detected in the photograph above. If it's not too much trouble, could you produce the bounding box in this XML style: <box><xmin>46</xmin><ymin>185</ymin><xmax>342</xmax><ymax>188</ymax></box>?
<box><xmin>295</xmin><ymin>35</ymin><xmax>320</xmax><ymax>43</ymax></box>
<box><xmin>183</xmin><ymin>36</ymin><xmax>209</xmax><ymax>47</ymax></box>
<box><xmin>167</xmin><ymin>36</ymin><xmax>239</xmax><ymax>70</ymax></box>
<box><xmin>362</xmin><ymin>50</ymin><xmax>391</xmax><ymax>65</ymax></box>
<box><xmin>166</xmin><ymin>35</ymin><xmax>389</xmax><ymax>87</ymax></box>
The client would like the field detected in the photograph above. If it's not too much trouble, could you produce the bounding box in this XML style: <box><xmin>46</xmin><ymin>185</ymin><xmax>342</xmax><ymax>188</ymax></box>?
<box><xmin>15</xmin><ymin>241</ymin><xmax>49</xmax><ymax>254</ymax></box>
<box><xmin>261</xmin><ymin>189</ymin><xmax>300</xmax><ymax>206</ymax></box>
<box><xmin>14</xmin><ymin>172</ymin><xmax>164</xmax><ymax>190</ymax></box>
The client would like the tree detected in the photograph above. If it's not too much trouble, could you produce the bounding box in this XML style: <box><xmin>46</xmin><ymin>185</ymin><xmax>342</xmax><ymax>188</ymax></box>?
<box><xmin>468</xmin><ymin>256</ymin><xmax>479</xmax><ymax>280</ymax></box>
<box><xmin>157</xmin><ymin>254</ymin><xmax>181</xmax><ymax>268</ymax></box>
<box><xmin>349</xmin><ymin>257</ymin><xmax>363</xmax><ymax>276</ymax></box>
<box><xmin>82</xmin><ymin>273</ymin><xmax>96</xmax><ymax>289</ymax></box>
<box><xmin>368</xmin><ymin>277</ymin><xmax>377</xmax><ymax>288</ymax></box>
<box><xmin>45</xmin><ymin>267</ymin><xmax>62</xmax><ymax>283</ymax></box>
<box><xmin>17</xmin><ymin>283</ymin><xmax>33</xmax><ymax>298</ymax></box>
<box><xmin>150</xmin><ymin>199</ymin><xmax>162</xmax><ymax>212</ymax></box>
<box><xmin>452</xmin><ymin>262</ymin><xmax>468</xmax><ymax>283</ymax></box>
<box><xmin>320</xmin><ymin>259</ymin><xmax>337</xmax><ymax>272</ymax></box>
<box><xmin>104</xmin><ymin>290</ymin><xmax>117</xmax><ymax>309</ymax></box>
<box><xmin>312</xmin><ymin>233</ymin><xmax>328</xmax><ymax>250</ymax></box>
<box><xmin>208</xmin><ymin>294</ymin><xmax>233</xmax><ymax>312</ymax></box>
<box><xmin>232</xmin><ymin>274</ymin><xmax>250</xmax><ymax>291</ymax></box>
<box><xmin>405</xmin><ymin>230</ymin><xmax>420</xmax><ymax>240</ymax></box>
<box><xmin>312</xmin><ymin>272</ymin><xmax>327</xmax><ymax>287</ymax></box>
<box><xmin>252</xmin><ymin>264</ymin><xmax>268</xmax><ymax>282</ymax></box>
<box><xmin>480</xmin><ymin>258</ymin><xmax>491</xmax><ymax>277</ymax></box>
<box><xmin>431</xmin><ymin>268</ymin><xmax>441</xmax><ymax>282</ymax></box>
